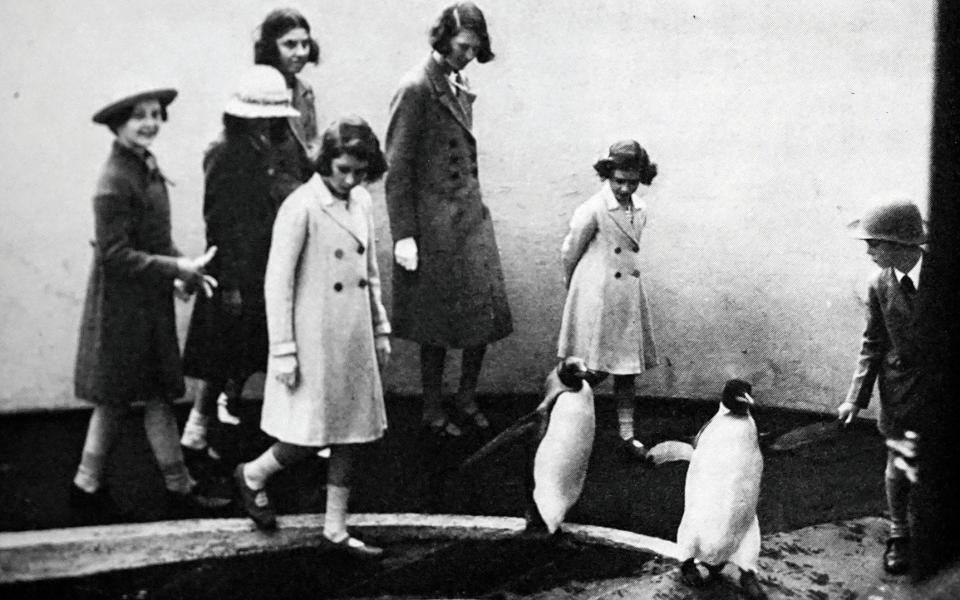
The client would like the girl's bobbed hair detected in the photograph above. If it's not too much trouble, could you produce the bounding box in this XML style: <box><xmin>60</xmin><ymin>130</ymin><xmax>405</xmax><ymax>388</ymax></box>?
<box><xmin>593</xmin><ymin>139</ymin><xmax>658</xmax><ymax>185</ymax></box>
<box><xmin>254</xmin><ymin>8</ymin><xmax>321</xmax><ymax>70</ymax></box>
<box><xmin>429</xmin><ymin>2</ymin><xmax>495</xmax><ymax>63</ymax></box>
<box><xmin>316</xmin><ymin>116</ymin><xmax>388</xmax><ymax>182</ymax></box>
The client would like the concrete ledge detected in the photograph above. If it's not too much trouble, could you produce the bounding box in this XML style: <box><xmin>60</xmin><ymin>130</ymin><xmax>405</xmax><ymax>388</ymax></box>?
<box><xmin>0</xmin><ymin>513</ymin><xmax>678</xmax><ymax>583</ymax></box>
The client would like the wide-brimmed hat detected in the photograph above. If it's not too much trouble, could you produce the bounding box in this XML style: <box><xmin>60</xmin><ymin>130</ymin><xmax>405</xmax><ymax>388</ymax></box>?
<box><xmin>92</xmin><ymin>86</ymin><xmax>178</xmax><ymax>125</ymax></box>
<box><xmin>593</xmin><ymin>139</ymin><xmax>649</xmax><ymax>174</ymax></box>
<box><xmin>223</xmin><ymin>65</ymin><xmax>300</xmax><ymax>119</ymax></box>
<box><xmin>848</xmin><ymin>197</ymin><xmax>927</xmax><ymax>246</ymax></box>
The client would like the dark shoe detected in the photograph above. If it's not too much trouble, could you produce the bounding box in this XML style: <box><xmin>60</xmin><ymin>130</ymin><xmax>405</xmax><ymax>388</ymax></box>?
<box><xmin>322</xmin><ymin>533</ymin><xmax>383</xmax><ymax>559</ymax></box>
<box><xmin>421</xmin><ymin>417</ymin><xmax>463</xmax><ymax>439</ymax></box>
<box><xmin>620</xmin><ymin>438</ymin><xmax>648</xmax><ymax>461</ymax></box>
<box><xmin>739</xmin><ymin>569</ymin><xmax>768</xmax><ymax>600</ymax></box>
<box><xmin>679</xmin><ymin>558</ymin><xmax>708</xmax><ymax>587</ymax></box>
<box><xmin>182</xmin><ymin>444</ymin><xmax>227</xmax><ymax>477</ymax></box>
<box><xmin>234</xmin><ymin>464</ymin><xmax>277</xmax><ymax>530</ymax></box>
<box><xmin>883</xmin><ymin>537</ymin><xmax>910</xmax><ymax>575</ymax></box>
<box><xmin>69</xmin><ymin>483</ymin><xmax>133</xmax><ymax>523</ymax></box>
<box><xmin>167</xmin><ymin>481</ymin><xmax>233</xmax><ymax>517</ymax></box>
<box><xmin>461</xmin><ymin>407</ymin><xmax>491</xmax><ymax>430</ymax></box>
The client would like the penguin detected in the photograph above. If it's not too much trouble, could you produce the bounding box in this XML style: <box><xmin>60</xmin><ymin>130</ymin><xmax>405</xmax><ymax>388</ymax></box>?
<box><xmin>460</xmin><ymin>357</ymin><xmax>596</xmax><ymax>536</ymax></box>
<box><xmin>649</xmin><ymin>379</ymin><xmax>767</xmax><ymax>600</ymax></box>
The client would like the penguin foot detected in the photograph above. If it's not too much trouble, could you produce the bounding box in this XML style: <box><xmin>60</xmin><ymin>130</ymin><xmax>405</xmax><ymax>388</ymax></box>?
<box><xmin>738</xmin><ymin>569</ymin><xmax>768</xmax><ymax>600</ymax></box>
<box><xmin>679</xmin><ymin>558</ymin><xmax>710</xmax><ymax>588</ymax></box>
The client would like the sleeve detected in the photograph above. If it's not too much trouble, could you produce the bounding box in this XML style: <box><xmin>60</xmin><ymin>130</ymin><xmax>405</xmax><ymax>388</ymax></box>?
<box><xmin>201</xmin><ymin>148</ymin><xmax>246</xmax><ymax>291</ymax></box>
<box><xmin>844</xmin><ymin>280</ymin><xmax>889</xmax><ymax>408</ymax></box>
<box><xmin>364</xmin><ymin>195</ymin><xmax>392</xmax><ymax>337</ymax></box>
<box><xmin>93</xmin><ymin>175</ymin><xmax>180</xmax><ymax>282</ymax></box>
<box><xmin>264</xmin><ymin>197</ymin><xmax>308</xmax><ymax>357</ymax></box>
<box><xmin>384</xmin><ymin>79</ymin><xmax>426</xmax><ymax>241</ymax></box>
<box><xmin>560</xmin><ymin>199</ymin><xmax>599</xmax><ymax>286</ymax></box>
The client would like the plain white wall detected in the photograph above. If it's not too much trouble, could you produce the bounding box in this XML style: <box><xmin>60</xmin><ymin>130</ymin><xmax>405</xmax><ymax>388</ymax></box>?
<box><xmin>0</xmin><ymin>0</ymin><xmax>935</xmax><ymax>413</ymax></box>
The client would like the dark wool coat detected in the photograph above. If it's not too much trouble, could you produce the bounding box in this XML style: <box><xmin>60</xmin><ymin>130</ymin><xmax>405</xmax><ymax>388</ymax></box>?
<box><xmin>181</xmin><ymin>130</ymin><xmax>305</xmax><ymax>381</ymax></box>
<box><xmin>385</xmin><ymin>54</ymin><xmax>512</xmax><ymax>348</ymax></box>
<box><xmin>74</xmin><ymin>142</ymin><xmax>185</xmax><ymax>404</ymax></box>
<box><xmin>845</xmin><ymin>259</ymin><xmax>927</xmax><ymax>437</ymax></box>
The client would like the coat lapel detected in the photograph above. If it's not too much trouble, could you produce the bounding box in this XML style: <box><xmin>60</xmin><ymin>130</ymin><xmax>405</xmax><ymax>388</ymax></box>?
<box><xmin>602</xmin><ymin>185</ymin><xmax>640</xmax><ymax>246</ymax></box>
<box><xmin>308</xmin><ymin>176</ymin><xmax>366</xmax><ymax>249</ymax></box>
<box><xmin>425</xmin><ymin>57</ymin><xmax>474</xmax><ymax>136</ymax></box>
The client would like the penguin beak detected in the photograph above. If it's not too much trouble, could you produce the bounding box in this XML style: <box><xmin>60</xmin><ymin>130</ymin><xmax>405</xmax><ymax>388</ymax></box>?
<box><xmin>740</xmin><ymin>392</ymin><xmax>756</xmax><ymax>405</ymax></box>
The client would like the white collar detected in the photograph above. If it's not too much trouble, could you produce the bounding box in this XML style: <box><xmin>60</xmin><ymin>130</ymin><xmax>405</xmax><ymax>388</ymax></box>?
<box><xmin>895</xmin><ymin>253</ymin><xmax>923</xmax><ymax>288</ymax></box>
<box><xmin>603</xmin><ymin>181</ymin><xmax>647</xmax><ymax>212</ymax></box>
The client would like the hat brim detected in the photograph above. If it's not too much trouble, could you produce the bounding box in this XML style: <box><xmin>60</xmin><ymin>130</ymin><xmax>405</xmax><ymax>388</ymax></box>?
<box><xmin>223</xmin><ymin>98</ymin><xmax>301</xmax><ymax>119</ymax></box>
<box><xmin>92</xmin><ymin>88</ymin><xmax>178</xmax><ymax>125</ymax></box>
<box><xmin>847</xmin><ymin>219</ymin><xmax>929</xmax><ymax>245</ymax></box>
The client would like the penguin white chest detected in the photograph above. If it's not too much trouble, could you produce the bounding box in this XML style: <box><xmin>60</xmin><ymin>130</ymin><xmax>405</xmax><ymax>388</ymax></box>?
<box><xmin>677</xmin><ymin>409</ymin><xmax>763</xmax><ymax>567</ymax></box>
<box><xmin>532</xmin><ymin>387</ymin><xmax>596</xmax><ymax>533</ymax></box>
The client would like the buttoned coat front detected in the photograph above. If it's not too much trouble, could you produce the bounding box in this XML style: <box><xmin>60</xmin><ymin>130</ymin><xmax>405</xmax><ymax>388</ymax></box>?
<box><xmin>260</xmin><ymin>175</ymin><xmax>390</xmax><ymax>446</ymax></box>
<box><xmin>384</xmin><ymin>54</ymin><xmax>512</xmax><ymax>348</ymax></box>
<box><xmin>74</xmin><ymin>142</ymin><xmax>185</xmax><ymax>404</ymax></box>
<box><xmin>845</xmin><ymin>261</ymin><xmax>927</xmax><ymax>437</ymax></box>
<box><xmin>557</xmin><ymin>183</ymin><xmax>658</xmax><ymax>375</ymax></box>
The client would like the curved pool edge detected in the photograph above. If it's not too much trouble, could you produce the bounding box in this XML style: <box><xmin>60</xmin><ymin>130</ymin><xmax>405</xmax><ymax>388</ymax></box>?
<box><xmin>0</xmin><ymin>513</ymin><xmax>680</xmax><ymax>583</ymax></box>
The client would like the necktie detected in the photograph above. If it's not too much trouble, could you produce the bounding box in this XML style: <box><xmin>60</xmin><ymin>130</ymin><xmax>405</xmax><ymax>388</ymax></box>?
<box><xmin>901</xmin><ymin>274</ymin><xmax>917</xmax><ymax>299</ymax></box>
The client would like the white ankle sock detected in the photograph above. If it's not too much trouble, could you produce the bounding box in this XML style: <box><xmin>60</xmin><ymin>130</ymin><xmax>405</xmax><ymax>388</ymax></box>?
<box><xmin>244</xmin><ymin>448</ymin><xmax>284</xmax><ymax>490</ymax></box>
<box><xmin>217</xmin><ymin>393</ymin><xmax>241</xmax><ymax>425</ymax></box>
<box><xmin>617</xmin><ymin>406</ymin><xmax>635</xmax><ymax>441</ymax></box>
<box><xmin>180</xmin><ymin>407</ymin><xmax>210</xmax><ymax>450</ymax></box>
<box><xmin>323</xmin><ymin>484</ymin><xmax>350</xmax><ymax>541</ymax></box>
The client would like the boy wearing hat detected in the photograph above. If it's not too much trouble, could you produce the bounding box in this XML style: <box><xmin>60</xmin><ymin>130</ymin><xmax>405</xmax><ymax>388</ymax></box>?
<box><xmin>837</xmin><ymin>197</ymin><xmax>927</xmax><ymax>575</ymax></box>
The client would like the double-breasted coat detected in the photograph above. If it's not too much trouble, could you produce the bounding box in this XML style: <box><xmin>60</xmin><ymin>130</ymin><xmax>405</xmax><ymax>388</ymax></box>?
<box><xmin>181</xmin><ymin>130</ymin><xmax>304</xmax><ymax>381</ymax></box>
<box><xmin>74</xmin><ymin>142</ymin><xmax>185</xmax><ymax>404</ymax></box>
<box><xmin>260</xmin><ymin>175</ymin><xmax>390</xmax><ymax>446</ymax></box>
<box><xmin>845</xmin><ymin>260</ymin><xmax>927</xmax><ymax>437</ymax></box>
<box><xmin>557</xmin><ymin>183</ymin><xmax>659</xmax><ymax>375</ymax></box>
<box><xmin>385</xmin><ymin>54</ymin><xmax>512</xmax><ymax>348</ymax></box>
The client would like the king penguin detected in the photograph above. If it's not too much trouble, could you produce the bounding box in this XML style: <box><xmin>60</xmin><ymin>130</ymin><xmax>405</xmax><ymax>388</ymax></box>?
<box><xmin>665</xmin><ymin>379</ymin><xmax>767</xmax><ymax>600</ymax></box>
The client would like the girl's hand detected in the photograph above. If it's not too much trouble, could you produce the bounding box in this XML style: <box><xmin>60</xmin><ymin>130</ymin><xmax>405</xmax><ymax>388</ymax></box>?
<box><xmin>394</xmin><ymin>237</ymin><xmax>418</xmax><ymax>271</ymax></box>
<box><xmin>375</xmin><ymin>335</ymin><xmax>392</xmax><ymax>369</ymax></box>
<box><xmin>176</xmin><ymin>246</ymin><xmax>218</xmax><ymax>293</ymax></box>
<box><xmin>836</xmin><ymin>401</ymin><xmax>860</xmax><ymax>426</ymax></box>
<box><xmin>273</xmin><ymin>354</ymin><xmax>299</xmax><ymax>390</ymax></box>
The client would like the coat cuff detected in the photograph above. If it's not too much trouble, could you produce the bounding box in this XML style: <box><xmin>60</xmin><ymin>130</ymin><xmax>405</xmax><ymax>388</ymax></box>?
<box><xmin>271</xmin><ymin>341</ymin><xmax>298</xmax><ymax>356</ymax></box>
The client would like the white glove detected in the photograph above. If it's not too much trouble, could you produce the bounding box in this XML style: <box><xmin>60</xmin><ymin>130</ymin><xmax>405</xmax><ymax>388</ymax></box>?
<box><xmin>394</xmin><ymin>237</ymin><xmax>418</xmax><ymax>271</ymax></box>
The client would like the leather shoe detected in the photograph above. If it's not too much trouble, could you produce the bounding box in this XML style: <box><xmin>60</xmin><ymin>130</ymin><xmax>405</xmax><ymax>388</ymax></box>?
<box><xmin>620</xmin><ymin>438</ymin><xmax>648</xmax><ymax>461</ymax></box>
<box><xmin>68</xmin><ymin>483</ymin><xmax>134</xmax><ymax>523</ymax></box>
<box><xmin>739</xmin><ymin>569</ymin><xmax>768</xmax><ymax>600</ymax></box>
<box><xmin>883</xmin><ymin>537</ymin><xmax>910</xmax><ymax>575</ymax></box>
<box><xmin>322</xmin><ymin>533</ymin><xmax>383</xmax><ymax>559</ymax></box>
<box><xmin>167</xmin><ymin>481</ymin><xmax>233</xmax><ymax>517</ymax></box>
<box><xmin>234</xmin><ymin>464</ymin><xmax>277</xmax><ymax>530</ymax></box>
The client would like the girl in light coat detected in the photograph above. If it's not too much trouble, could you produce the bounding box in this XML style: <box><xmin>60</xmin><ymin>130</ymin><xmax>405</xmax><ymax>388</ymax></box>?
<box><xmin>557</xmin><ymin>140</ymin><xmax>660</xmax><ymax>461</ymax></box>
<box><xmin>234</xmin><ymin>116</ymin><xmax>390</xmax><ymax>559</ymax></box>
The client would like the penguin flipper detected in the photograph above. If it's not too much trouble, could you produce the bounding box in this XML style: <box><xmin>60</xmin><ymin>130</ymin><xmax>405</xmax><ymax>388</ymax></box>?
<box><xmin>647</xmin><ymin>440</ymin><xmax>695</xmax><ymax>465</ymax></box>
<box><xmin>459</xmin><ymin>410</ymin><xmax>540</xmax><ymax>471</ymax></box>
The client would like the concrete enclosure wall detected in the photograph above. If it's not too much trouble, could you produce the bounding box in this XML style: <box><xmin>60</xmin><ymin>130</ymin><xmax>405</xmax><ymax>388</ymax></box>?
<box><xmin>0</xmin><ymin>0</ymin><xmax>934</xmax><ymax>413</ymax></box>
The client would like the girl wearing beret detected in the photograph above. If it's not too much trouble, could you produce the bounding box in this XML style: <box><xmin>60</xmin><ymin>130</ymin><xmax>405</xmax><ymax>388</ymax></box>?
<box><xmin>557</xmin><ymin>140</ymin><xmax>660</xmax><ymax>461</ymax></box>
<box><xmin>234</xmin><ymin>116</ymin><xmax>390</xmax><ymax>559</ymax></box>
<box><xmin>71</xmin><ymin>84</ymin><xmax>231</xmax><ymax>521</ymax></box>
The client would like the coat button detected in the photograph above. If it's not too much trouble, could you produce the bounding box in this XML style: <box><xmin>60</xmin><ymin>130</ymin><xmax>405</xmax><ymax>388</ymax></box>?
<box><xmin>358</xmin><ymin>279</ymin><xmax>368</xmax><ymax>288</ymax></box>
<box><xmin>632</xmin><ymin>244</ymin><xmax>640</xmax><ymax>252</ymax></box>
<box><xmin>450</xmin><ymin>171</ymin><xmax>460</xmax><ymax>180</ymax></box>
<box><xmin>334</xmin><ymin>249</ymin><xmax>344</xmax><ymax>259</ymax></box>
<box><xmin>614</xmin><ymin>272</ymin><xmax>622</xmax><ymax>278</ymax></box>
<box><xmin>357</xmin><ymin>245</ymin><xmax>365</xmax><ymax>255</ymax></box>
<box><xmin>267</xmin><ymin>167</ymin><xmax>275</xmax><ymax>176</ymax></box>
<box><xmin>471</xmin><ymin>167</ymin><xmax>478</xmax><ymax>177</ymax></box>
<box><xmin>449</xmin><ymin>139</ymin><xmax>458</xmax><ymax>148</ymax></box>
<box><xmin>632</xmin><ymin>269</ymin><xmax>641</xmax><ymax>277</ymax></box>
<box><xmin>333</xmin><ymin>282</ymin><xmax>343</xmax><ymax>292</ymax></box>
<box><xmin>614</xmin><ymin>247</ymin><xmax>621</xmax><ymax>254</ymax></box>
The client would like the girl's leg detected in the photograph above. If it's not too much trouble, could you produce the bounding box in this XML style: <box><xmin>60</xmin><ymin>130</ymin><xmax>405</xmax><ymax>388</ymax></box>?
<box><xmin>421</xmin><ymin>344</ymin><xmax>460</xmax><ymax>436</ymax></box>
<box><xmin>455</xmin><ymin>344</ymin><xmax>490</xmax><ymax>428</ymax></box>
<box><xmin>73</xmin><ymin>404</ymin><xmax>125</xmax><ymax>493</ymax></box>
<box><xmin>324</xmin><ymin>444</ymin><xmax>382</xmax><ymax>557</ymax></box>
<box><xmin>180</xmin><ymin>378</ymin><xmax>224</xmax><ymax>452</ymax></box>
<box><xmin>236</xmin><ymin>442</ymin><xmax>314</xmax><ymax>529</ymax></box>
<box><xmin>614</xmin><ymin>374</ymin><xmax>646</xmax><ymax>459</ymax></box>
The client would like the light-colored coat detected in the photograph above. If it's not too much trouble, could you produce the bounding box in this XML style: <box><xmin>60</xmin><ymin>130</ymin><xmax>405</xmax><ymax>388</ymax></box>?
<box><xmin>677</xmin><ymin>403</ymin><xmax>763</xmax><ymax>572</ymax></box>
<box><xmin>260</xmin><ymin>175</ymin><xmax>390</xmax><ymax>446</ymax></box>
<box><xmin>384</xmin><ymin>54</ymin><xmax>512</xmax><ymax>348</ymax></box>
<box><xmin>557</xmin><ymin>183</ymin><xmax>658</xmax><ymax>374</ymax></box>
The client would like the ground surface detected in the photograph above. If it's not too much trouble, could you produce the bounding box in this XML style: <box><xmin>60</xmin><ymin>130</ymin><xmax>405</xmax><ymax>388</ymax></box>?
<box><xmin>0</xmin><ymin>394</ymin><xmax>912</xmax><ymax>597</ymax></box>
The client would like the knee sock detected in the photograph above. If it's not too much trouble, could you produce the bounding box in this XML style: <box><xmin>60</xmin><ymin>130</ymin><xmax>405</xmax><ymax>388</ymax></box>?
<box><xmin>614</xmin><ymin>376</ymin><xmax>636</xmax><ymax>441</ymax></box>
<box><xmin>420</xmin><ymin>344</ymin><xmax>447</xmax><ymax>423</ymax></box>
<box><xmin>243</xmin><ymin>444</ymin><xmax>295</xmax><ymax>490</ymax></box>
<box><xmin>144</xmin><ymin>400</ymin><xmax>194</xmax><ymax>494</ymax></box>
<box><xmin>180</xmin><ymin>407</ymin><xmax>210</xmax><ymax>450</ymax></box>
<box><xmin>456</xmin><ymin>345</ymin><xmax>487</xmax><ymax>411</ymax></box>
<box><xmin>74</xmin><ymin>405</ymin><xmax>124</xmax><ymax>493</ymax></box>
<box><xmin>323</xmin><ymin>484</ymin><xmax>351</xmax><ymax>541</ymax></box>
<box><xmin>886</xmin><ymin>453</ymin><xmax>911</xmax><ymax>538</ymax></box>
